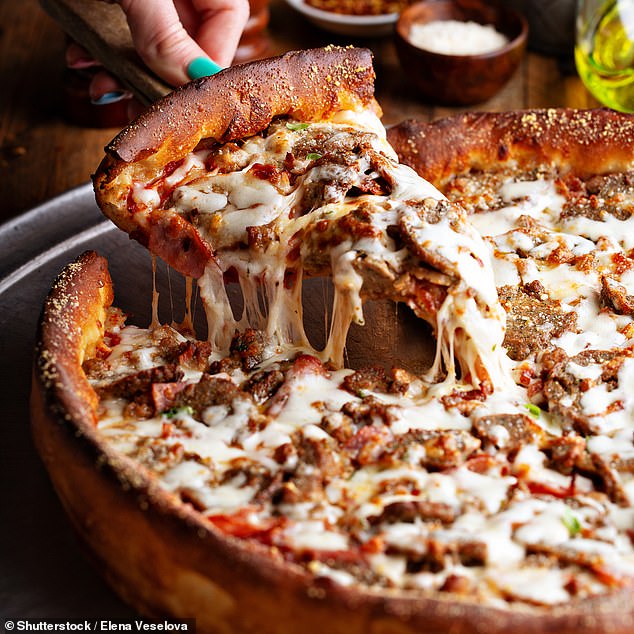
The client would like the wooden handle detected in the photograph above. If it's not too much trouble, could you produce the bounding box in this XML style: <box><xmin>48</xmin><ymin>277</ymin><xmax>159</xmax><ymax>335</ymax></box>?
<box><xmin>40</xmin><ymin>0</ymin><xmax>171</xmax><ymax>104</ymax></box>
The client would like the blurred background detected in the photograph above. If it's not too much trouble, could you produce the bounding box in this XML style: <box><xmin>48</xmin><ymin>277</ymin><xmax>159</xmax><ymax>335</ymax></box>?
<box><xmin>0</xmin><ymin>0</ymin><xmax>600</xmax><ymax>223</ymax></box>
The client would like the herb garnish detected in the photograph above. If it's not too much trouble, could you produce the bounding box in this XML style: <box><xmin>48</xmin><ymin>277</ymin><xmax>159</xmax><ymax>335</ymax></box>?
<box><xmin>163</xmin><ymin>405</ymin><xmax>194</xmax><ymax>419</ymax></box>
<box><xmin>562</xmin><ymin>508</ymin><xmax>581</xmax><ymax>536</ymax></box>
<box><xmin>524</xmin><ymin>403</ymin><xmax>541</xmax><ymax>418</ymax></box>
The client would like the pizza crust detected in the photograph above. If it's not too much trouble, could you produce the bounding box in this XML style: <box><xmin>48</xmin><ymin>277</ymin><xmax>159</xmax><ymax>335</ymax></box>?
<box><xmin>33</xmin><ymin>250</ymin><xmax>112</xmax><ymax>426</ymax></box>
<box><xmin>105</xmin><ymin>47</ymin><xmax>377</xmax><ymax>167</ymax></box>
<box><xmin>30</xmin><ymin>253</ymin><xmax>634</xmax><ymax>634</ymax></box>
<box><xmin>387</xmin><ymin>108</ymin><xmax>634</xmax><ymax>186</ymax></box>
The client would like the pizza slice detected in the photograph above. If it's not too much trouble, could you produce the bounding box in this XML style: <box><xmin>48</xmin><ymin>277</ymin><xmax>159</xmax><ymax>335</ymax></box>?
<box><xmin>93</xmin><ymin>47</ymin><xmax>507</xmax><ymax>390</ymax></box>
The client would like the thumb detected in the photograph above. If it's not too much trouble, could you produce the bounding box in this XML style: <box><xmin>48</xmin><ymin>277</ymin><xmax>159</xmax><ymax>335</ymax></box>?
<box><xmin>119</xmin><ymin>0</ymin><xmax>240</xmax><ymax>86</ymax></box>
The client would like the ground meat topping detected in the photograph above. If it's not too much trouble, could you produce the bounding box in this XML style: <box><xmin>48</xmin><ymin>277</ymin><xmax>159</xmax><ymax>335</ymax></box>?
<box><xmin>209</xmin><ymin>328</ymin><xmax>266</xmax><ymax>374</ymax></box>
<box><xmin>241</xmin><ymin>369</ymin><xmax>285</xmax><ymax>404</ymax></box>
<box><xmin>542</xmin><ymin>347</ymin><xmax>634</xmax><ymax>435</ymax></box>
<box><xmin>600</xmin><ymin>275</ymin><xmax>634</xmax><ymax>317</ymax></box>
<box><xmin>561</xmin><ymin>172</ymin><xmax>634</xmax><ymax>222</ymax></box>
<box><xmin>368</xmin><ymin>500</ymin><xmax>457</xmax><ymax>526</ymax></box>
<box><xmin>96</xmin><ymin>365</ymin><xmax>183</xmax><ymax>401</ymax></box>
<box><xmin>472</xmin><ymin>413</ymin><xmax>544</xmax><ymax>454</ymax></box>
<box><xmin>498</xmin><ymin>283</ymin><xmax>578</xmax><ymax>361</ymax></box>
<box><xmin>166</xmin><ymin>374</ymin><xmax>247</xmax><ymax>419</ymax></box>
<box><xmin>381</xmin><ymin>430</ymin><xmax>481</xmax><ymax>470</ymax></box>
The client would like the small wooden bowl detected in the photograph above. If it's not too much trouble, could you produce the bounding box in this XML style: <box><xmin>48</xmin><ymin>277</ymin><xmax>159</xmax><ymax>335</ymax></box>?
<box><xmin>395</xmin><ymin>0</ymin><xmax>528</xmax><ymax>105</ymax></box>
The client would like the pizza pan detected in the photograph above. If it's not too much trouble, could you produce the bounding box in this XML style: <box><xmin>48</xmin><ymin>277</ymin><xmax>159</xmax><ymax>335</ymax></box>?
<box><xmin>0</xmin><ymin>184</ymin><xmax>435</xmax><ymax>618</ymax></box>
<box><xmin>0</xmin><ymin>184</ymin><xmax>137</xmax><ymax>618</ymax></box>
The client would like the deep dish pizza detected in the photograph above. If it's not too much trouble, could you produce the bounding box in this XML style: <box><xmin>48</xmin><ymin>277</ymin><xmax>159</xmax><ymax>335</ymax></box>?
<box><xmin>31</xmin><ymin>48</ymin><xmax>634</xmax><ymax>633</ymax></box>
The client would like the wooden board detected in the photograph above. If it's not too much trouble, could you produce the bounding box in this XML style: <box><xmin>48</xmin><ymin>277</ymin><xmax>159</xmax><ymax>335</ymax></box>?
<box><xmin>39</xmin><ymin>0</ymin><xmax>171</xmax><ymax>104</ymax></box>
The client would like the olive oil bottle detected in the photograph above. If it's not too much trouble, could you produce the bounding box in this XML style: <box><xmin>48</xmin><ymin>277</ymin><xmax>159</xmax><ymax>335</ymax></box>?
<box><xmin>575</xmin><ymin>0</ymin><xmax>634</xmax><ymax>112</ymax></box>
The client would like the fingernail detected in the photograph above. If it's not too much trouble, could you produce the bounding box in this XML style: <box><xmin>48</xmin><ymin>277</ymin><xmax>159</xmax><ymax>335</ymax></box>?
<box><xmin>68</xmin><ymin>58</ymin><xmax>100</xmax><ymax>70</ymax></box>
<box><xmin>91</xmin><ymin>91</ymin><xmax>131</xmax><ymax>105</ymax></box>
<box><xmin>187</xmin><ymin>57</ymin><xmax>223</xmax><ymax>80</ymax></box>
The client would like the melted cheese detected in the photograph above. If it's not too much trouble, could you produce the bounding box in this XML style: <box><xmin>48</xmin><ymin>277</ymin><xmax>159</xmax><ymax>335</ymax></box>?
<box><xmin>166</xmin><ymin>112</ymin><xmax>509</xmax><ymax>392</ymax></box>
<box><xmin>491</xmin><ymin>567</ymin><xmax>570</xmax><ymax>605</ymax></box>
<box><xmin>93</xmin><ymin>322</ymin><xmax>634</xmax><ymax>606</ymax></box>
<box><xmin>89</xmin><ymin>113</ymin><xmax>634</xmax><ymax>609</ymax></box>
<box><xmin>469</xmin><ymin>179</ymin><xmax>565</xmax><ymax>237</ymax></box>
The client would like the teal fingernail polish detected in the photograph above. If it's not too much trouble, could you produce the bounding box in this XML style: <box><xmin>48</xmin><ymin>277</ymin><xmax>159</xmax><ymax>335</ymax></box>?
<box><xmin>187</xmin><ymin>57</ymin><xmax>223</xmax><ymax>80</ymax></box>
<box><xmin>91</xmin><ymin>91</ymin><xmax>129</xmax><ymax>105</ymax></box>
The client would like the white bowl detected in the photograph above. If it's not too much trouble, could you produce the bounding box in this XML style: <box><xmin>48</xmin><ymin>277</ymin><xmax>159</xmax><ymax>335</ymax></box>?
<box><xmin>285</xmin><ymin>0</ymin><xmax>398</xmax><ymax>37</ymax></box>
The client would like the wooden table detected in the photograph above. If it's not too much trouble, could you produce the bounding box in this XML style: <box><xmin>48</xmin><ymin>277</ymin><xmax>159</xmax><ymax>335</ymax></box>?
<box><xmin>0</xmin><ymin>0</ymin><xmax>600</xmax><ymax>621</ymax></box>
<box><xmin>0</xmin><ymin>0</ymin><xmax>599</xmax><ymax>224</ymax></box>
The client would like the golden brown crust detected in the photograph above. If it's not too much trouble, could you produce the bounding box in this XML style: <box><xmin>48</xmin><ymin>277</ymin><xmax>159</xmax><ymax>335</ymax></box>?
<box><xmin>30</xmin><ymin>254</ymin><xmax>634</xmax><ymax>633</ymax></box>
<box><xmin>33</xmin><ymin>250</ymin><xmax>113</xmax><ymax>427</ymax></box>
<box><xmin>387</xmin><ymin>109</ymin><xmax>634</xmax><ymax>186</ymax></box>
<box><xmin>105</xmin><ymin>46</ymin><xmax>377</xmax><ymax>168</ymax></box>
<box><xmin>92</xmin><ymin>46</ymin><xmax>377</xmax><ymax>278</ymax></box>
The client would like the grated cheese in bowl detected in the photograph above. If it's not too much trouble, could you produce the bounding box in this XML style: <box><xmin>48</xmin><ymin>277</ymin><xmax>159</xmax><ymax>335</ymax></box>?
<box><xmin>408</xmin><ymin>19</ymin><xmax>509</xmax><ymax>55</ymax></box>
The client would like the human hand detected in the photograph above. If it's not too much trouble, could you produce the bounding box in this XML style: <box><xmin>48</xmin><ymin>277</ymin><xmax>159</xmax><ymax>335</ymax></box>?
<box><xmin>66</xmin><ymin>0</ymin><xmax>250</xmax><ymax>115</ymax></box>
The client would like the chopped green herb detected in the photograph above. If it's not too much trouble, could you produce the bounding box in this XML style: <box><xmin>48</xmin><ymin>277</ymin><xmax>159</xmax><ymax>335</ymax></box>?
<box><xmin>286</xmin><ymin>122</ymin><xmax>309</xmax><ymax>131</ymax></box>
<box><xmin>306</xmin><ymin>152</ymin><xmax>322</xmax><ymax>161</ymax></box>
<box><xmin>524</xmin><ymin>403</ymin><xmax>541</xmax><ymax>418</ymax></box>
<box><xmin>492</xmin><ymin>344</ymin><xmax>497</xmax><ymax>352</ymax></box>
<box><xmin>562</xmin><ymin>508</ymin><xmax>581</xmax><ymax>536</ymax></box>
<box><xmin>164</xmin><ymin>405</ymin><xmax>194</xmax><ymax>419</ymax></box>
